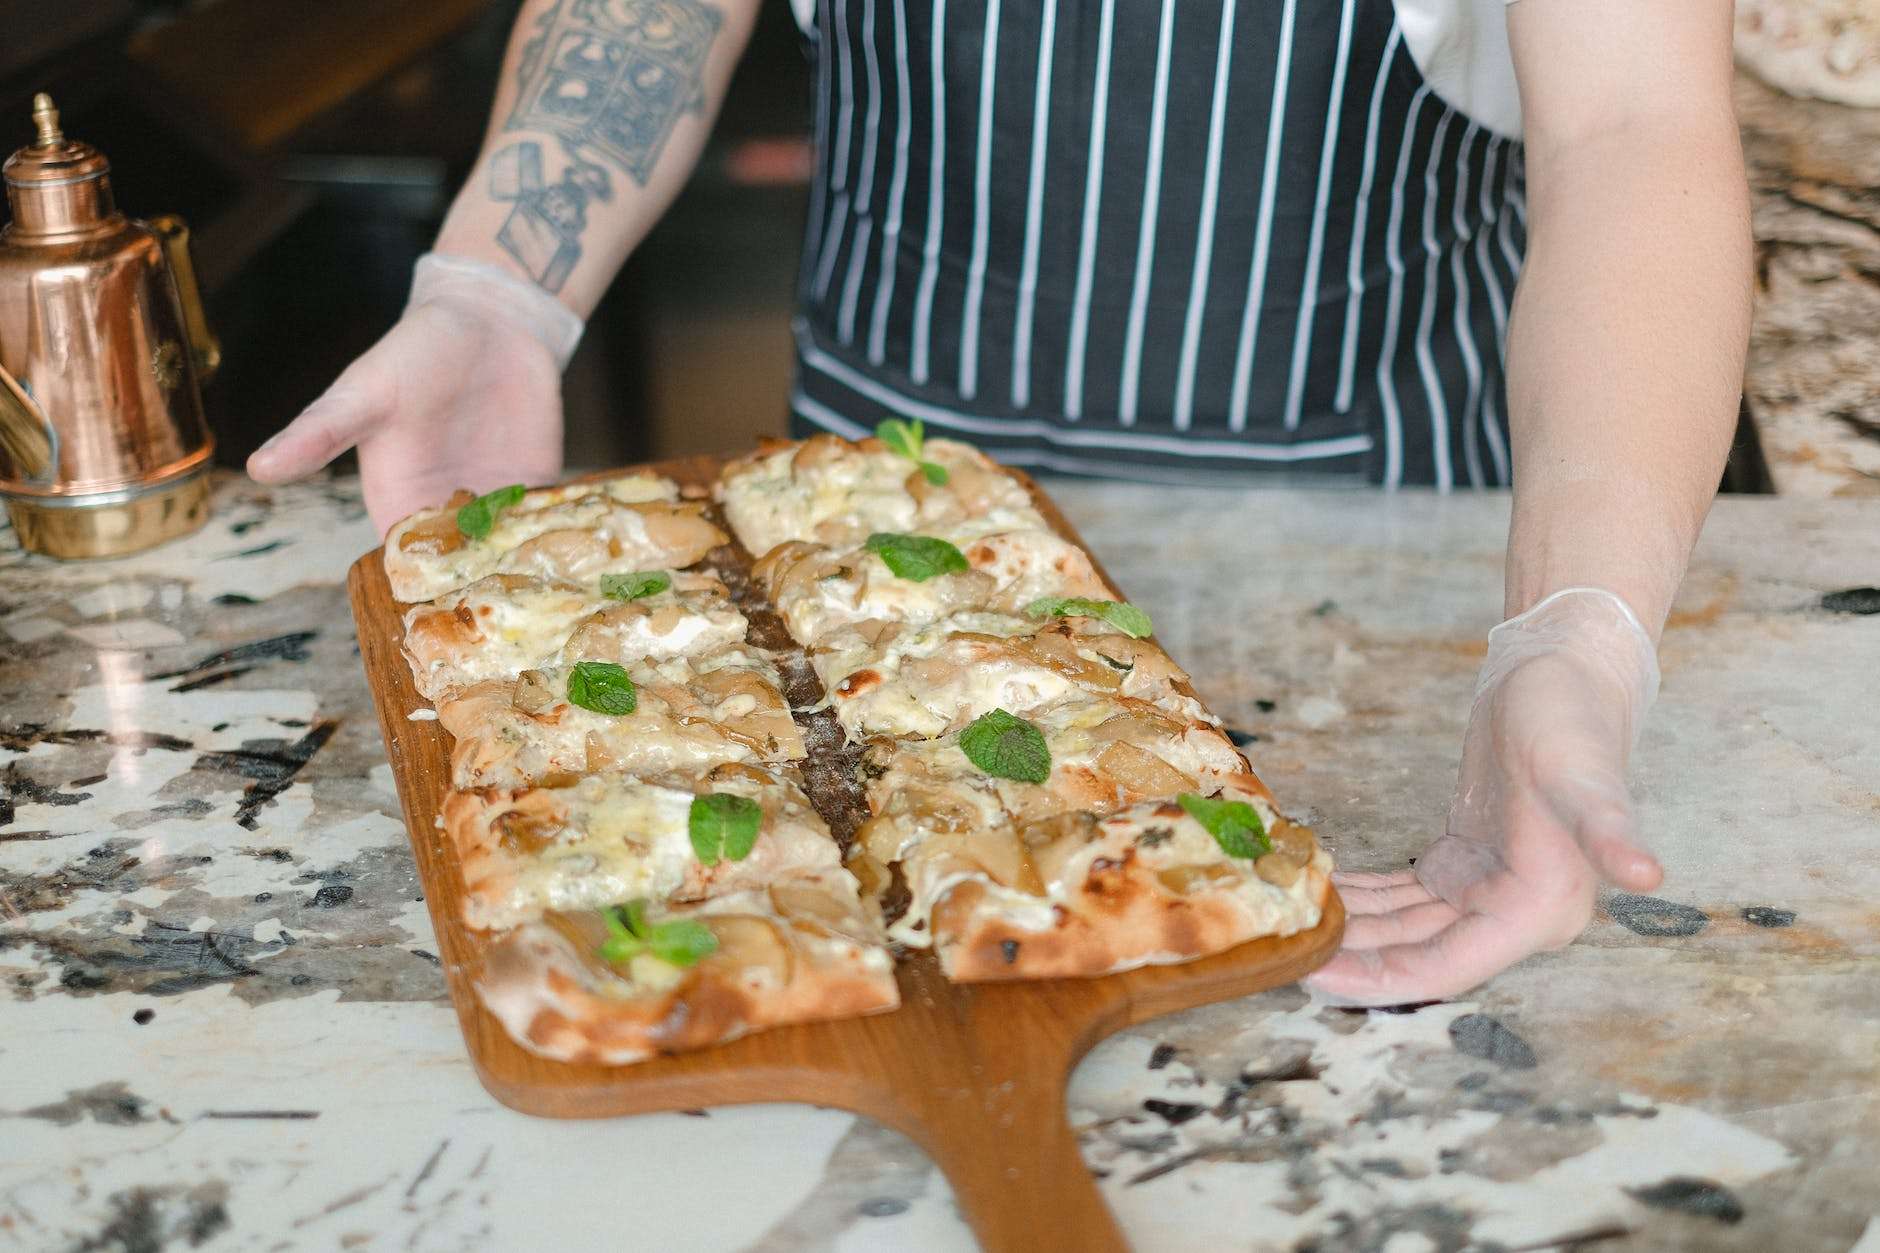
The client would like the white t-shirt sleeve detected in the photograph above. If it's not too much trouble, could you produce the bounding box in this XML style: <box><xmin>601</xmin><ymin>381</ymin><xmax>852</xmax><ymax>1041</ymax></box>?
<box><xmin>1396</xmin><ymin>0</ymin><xmax>1525</xmax><ymax>138</ymax></box>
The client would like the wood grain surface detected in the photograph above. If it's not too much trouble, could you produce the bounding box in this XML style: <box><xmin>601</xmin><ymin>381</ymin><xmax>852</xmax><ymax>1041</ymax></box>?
<box><xmin>348</xmin><ymin>454</ymin><xmax>1344</xmax><ymax>1252</ymax></box>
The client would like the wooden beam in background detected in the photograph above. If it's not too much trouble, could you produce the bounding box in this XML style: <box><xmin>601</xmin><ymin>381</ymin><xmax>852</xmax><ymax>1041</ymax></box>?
<box><xmin>127</xmin><ymin>0</ymin><xmax>497</xmax><ymax>153</ymax></box>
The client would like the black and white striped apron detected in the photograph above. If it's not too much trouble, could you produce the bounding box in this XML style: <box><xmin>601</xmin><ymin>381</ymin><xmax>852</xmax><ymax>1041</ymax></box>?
<box><xmin>791</xmin><ymin>0</ymin><xmax>1529</xmax><ymax>489</ymax></box>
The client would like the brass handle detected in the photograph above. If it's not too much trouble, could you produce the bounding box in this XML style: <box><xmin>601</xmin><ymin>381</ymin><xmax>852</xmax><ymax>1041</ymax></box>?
<box><xmin>148</xmin><ymin>214</ymin><xmax>221</xmax><ymax>383</ymax></box>
<box><xmin>0</xmin><ymin>365</ymin><xmax>55</xmax><ymax>484</ymax></box>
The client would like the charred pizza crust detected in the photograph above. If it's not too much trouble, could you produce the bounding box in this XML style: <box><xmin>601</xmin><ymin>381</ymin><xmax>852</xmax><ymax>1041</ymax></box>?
<box><xmin>477</xmin><ymin>869</ymin><xmax>900</xmax><ymax>1065</ymax></box>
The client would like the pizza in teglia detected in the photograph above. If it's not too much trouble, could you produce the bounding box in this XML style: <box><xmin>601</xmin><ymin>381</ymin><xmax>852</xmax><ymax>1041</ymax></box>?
<box><xmin>385</xmin><ymin>425</ymin><xmax>1330</xmax><ymax>1065</ymax></box>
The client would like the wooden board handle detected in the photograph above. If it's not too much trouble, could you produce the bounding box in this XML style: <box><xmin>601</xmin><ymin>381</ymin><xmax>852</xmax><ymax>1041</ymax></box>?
<box><xmin>853</xmin><ymin>961</ymin><xmax>1131</xmax><ymax>1252</ymax></box>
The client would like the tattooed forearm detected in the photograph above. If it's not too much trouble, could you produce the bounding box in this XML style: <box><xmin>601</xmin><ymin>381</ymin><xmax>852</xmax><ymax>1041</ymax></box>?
<box><xmin>492</xmin><ymin>0</ymin><xmax>724</xmax><ymax>291</ymax></box>
<box><xmin>490</xmin><ymin>141</ymin><xmax>613</xmax><ymax>292</ymax></box>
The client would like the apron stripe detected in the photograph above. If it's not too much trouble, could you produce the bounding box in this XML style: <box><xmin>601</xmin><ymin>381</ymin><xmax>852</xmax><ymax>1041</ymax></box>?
<box><xmin>866</xmin><ymin>0</ymin><xmax>914</xmax><ymax>365</ymax></box>
<box><xmin>1476</xmin><ymin>136</ymin><xmax>1513</xmax><ymax>484</ymax></box>
<box><xmin>1062</xmin><ymin>0</ymin><xmax>1118</xmax><ymax>421</ymax></box>
<box><xmin>910</xmin><ymin>0</ymin><xmax>948</xmax><ymax>384</ymax></box>
<box><xmin>801</xmin><ymin>0</ymin><xmax>832</xmax><ymax>304</ymax></box>
<box><xmin>836</xmin><ymin>0</ymin><xmax>883</xmax><ymax>344</ymax></box>
<box><xmin>1010</xmin><ymin>0</ymin><xmax>1060</xmax><ymax>410</ymax></box>
<box><xmin>812</xmin><ymin>0</ymin><xmax>857</xmax><ymax>302</ymax></box>
<box><xmin>1227</xmin><ymin>0</ymin><xmax>1299</xmax><ymax>433</ymax></box>
<box><xmin>1414</xmin><ymin>108</ymin><xmax>1458</xmax><ymax>492</ymax></box>
<box><xmin>1117</xmin><ymin>0</ymin><xmax>1179</xmax><ymax>427</ymax></box>
<box><xmin>1171</xmin><ymin>0</ymin><xmax>1239</xmax><ymax>432</ymax></box>
<box><xmin>1377</xmin><ymin>84</ymin><xmax>1432</xmax><ymax>489</ymax></box>
<box><xmin>1336</xmin><ymin>24</ymin><xmax>1404</xmax><ymax>415</ymax></box>
<box><xmin>958</xmin><ymin>0</ymin><xmax>1003</xmax><ymax>400</ymax></box>
<box><xmin>1449</xmin><ymin>123</ymin><xmax>1487</xmax><ymax>489</ymax></box>
<box><xmin>1476</xmin><ymin>138</ymin><xmax>1511</xmax><ymax>337</ymax></box>
<box><xmin>1281</xmin><ymin>0</ymin><xmax>1358</xmax><ymax>432</ymax></box>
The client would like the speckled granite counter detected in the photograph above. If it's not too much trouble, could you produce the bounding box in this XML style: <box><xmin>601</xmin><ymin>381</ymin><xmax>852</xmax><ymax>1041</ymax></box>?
<box><xmin>3</xmin><ymin>475</ymin><xmax>1876</xmax><ymax>1253</ymax></box>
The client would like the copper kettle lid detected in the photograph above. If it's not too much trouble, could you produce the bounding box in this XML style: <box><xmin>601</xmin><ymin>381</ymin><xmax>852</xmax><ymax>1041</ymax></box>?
<box><xmin>3</xmin><ymin>95</ymin><xmax>114</xmax><ymax>233</ymax></box>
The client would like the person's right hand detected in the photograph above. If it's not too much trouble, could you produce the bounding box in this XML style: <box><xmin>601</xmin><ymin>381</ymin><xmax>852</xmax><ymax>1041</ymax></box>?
<box><xmin>246</xmin><ymin>253</ymin><xmax>584</xmax><ymax>536</ymax></box>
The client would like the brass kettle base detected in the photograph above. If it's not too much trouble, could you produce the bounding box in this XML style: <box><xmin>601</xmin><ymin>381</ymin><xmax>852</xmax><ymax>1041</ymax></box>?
<box><xmin>5</xmin><ymin>468</ymin><xmax>211</xmax><ymax>559</ymax></box>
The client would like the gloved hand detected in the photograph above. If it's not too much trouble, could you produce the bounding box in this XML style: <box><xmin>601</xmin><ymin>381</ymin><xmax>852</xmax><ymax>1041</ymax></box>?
<box><xmin>1305</xmin><ymin>587</ymin><xmax>1663</xmax><ymax>1005</ymax></box>
<box><xmin>246</xmin><ymin>253</ymin><xmax>583</xmax><ymax>535</ymax></box>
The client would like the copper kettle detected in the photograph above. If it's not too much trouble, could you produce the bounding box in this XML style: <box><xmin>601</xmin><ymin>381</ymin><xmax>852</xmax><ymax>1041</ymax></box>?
<box><xmin>0</xmin><ymin>94</ymin><xmax>219</xmax><ymax>559</ymax></box>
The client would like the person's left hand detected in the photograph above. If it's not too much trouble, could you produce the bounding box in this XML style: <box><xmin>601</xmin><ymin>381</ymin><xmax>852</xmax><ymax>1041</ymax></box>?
<box><xmin>1305</xmin><ymin>588</ymin><xmax>1663</xmax><ymax>1005</ymax></box>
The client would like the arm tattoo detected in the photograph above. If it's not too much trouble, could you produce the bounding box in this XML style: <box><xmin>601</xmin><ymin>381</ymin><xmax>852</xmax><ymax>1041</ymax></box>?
<box><xmin>490</xmin><ymin>0</ymin><xmax>723</xmax><ymax>291</ymax></box>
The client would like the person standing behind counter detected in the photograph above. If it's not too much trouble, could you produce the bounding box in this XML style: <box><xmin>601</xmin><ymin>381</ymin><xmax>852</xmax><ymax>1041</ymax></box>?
<box><xmin>248</xmin><ymin>0</ymin><xmax>1752</xmax><ymax>1006</ymax></box>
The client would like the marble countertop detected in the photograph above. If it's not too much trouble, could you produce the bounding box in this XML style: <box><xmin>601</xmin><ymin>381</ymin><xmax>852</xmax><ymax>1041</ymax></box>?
<box><xmin>2</xmin><ymin>474</ymin><xmax>1875</xmax><ymax>1253</ymax></box>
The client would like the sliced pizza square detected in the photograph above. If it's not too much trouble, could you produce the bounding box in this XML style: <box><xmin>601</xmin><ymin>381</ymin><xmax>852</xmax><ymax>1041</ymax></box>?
<box><xmin>402</xmin><ymin>570</ymin><xmax>745</xmax><ymax>703</ymax></box>
<box><xmin>850</xmin><ymin>695</ymin><xmax>1248</xmax><ymax>876</ymax></box>
<box><xmin>477</xmin><ymin>867</ymin><xmax>900</xmax><ymax>1065</ymax></box>
<box><xmin>887</xmin><ymin>778</ymin><xmax>1331</xmax><ymax>981</ymax></box>
<box><xmin>441</xmin><ymin>762</ymin><xmax>842</xmax><ymax>931</ymax></box>
<box><xmin>715</xmin><ymin>433</ymin><xmax>1045</xmax><ymax>559</ymax></box>
<box><xmin>754</xmin><ymin>525</ymin><xmax>1113</xmax><ymax>647</ymax></box>
<box><xmin>385</xmin><ymin>474</ymin><xmax>727</xmax><ymax>602</ymax></box>
<box><xmin>436</xmin><ymin>646</ymin><xmax>804</xmax><ymax>790</ymax></box>
<box><xmin>812</xmin><ymin>610</ymin><xmax>1210</xmax><ymax>741</ymax></box>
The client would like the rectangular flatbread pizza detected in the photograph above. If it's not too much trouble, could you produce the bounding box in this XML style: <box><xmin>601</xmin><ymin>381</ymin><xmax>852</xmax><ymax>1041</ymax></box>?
<box><xmin>386</xmin><ymin>433</ymin><xmax>1331</xmax><ymax>1066</ymax></box>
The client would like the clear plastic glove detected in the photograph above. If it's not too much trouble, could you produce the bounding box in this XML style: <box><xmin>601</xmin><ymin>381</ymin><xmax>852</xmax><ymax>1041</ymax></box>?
<box><xmin>1305</xmin><ymin>587</ymin><xmax>1663</xmax><ymax>1005</ymax></box>
<box><xmin>246</xmin><ymin>253</ymin><xmax>584</xmax><ymax>535</ymax></box>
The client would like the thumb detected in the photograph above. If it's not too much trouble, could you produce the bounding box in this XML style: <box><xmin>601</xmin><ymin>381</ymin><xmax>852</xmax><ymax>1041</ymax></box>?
<box><xmin>1541</xmin><ymin>767</ymin><xmax>1662</xmax><ymax>893</ymax></box>
<box><xmin>247</xmin><ymin>375</ymin><xmax>387</xmax><ymax>484</ymax></box>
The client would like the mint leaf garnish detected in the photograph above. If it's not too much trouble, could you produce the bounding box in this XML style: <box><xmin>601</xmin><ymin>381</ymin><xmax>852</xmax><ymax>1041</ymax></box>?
<box><xmin>875</xmin><ymin>417</ymin><xmax>950</xmax><ymax>486</ymax></box>
<box><xmin>876</xmin><ymin>416</ymin><xmax>922</xmax><ymax>460</ymax></box>
<box><xmin>958</xmin><ymin>708</ymin><xmax>1051</xmax><ymax>784</ymax></box>
<box><xmin>455</xmin><ymin>483</ymin><xmax>526</xmax><ymax>540</ymax></box>
<box><xmin>644</xmin><ymin>917</ymin><xmax>719</xmax><ymax>966</ymax></box>
<box><xmin>566</xmin><ymin>660</ymin><xmax>636</xmax><ymax>715</ymax></box>
<box><xmin>600</xmin><ymin>570</ymin><xmax>671</xmax><ymax>601</ymax></box>
<box><xmin>865</xmin><ymin>532</ymin><xmax>969</xmax><ymax>582</ymax></box>
<box><xmin>1177</xmin><ymin>792</ymin><xmax>1270</xmax><ymax>859</ymax></box>
<box><xmin>689</xmin><ymin>792</ymin><xmax>763</xmax><ymax>866</ymax></box>
<box><xmin>1024</xmin><ymin>596</ymin><xmax>1153</xmax><ymax>639</ymax></box>
<box><xmin>599</xmin><ymin>901</ymin><xmax>718</xmax><ymax>968</ymax></box>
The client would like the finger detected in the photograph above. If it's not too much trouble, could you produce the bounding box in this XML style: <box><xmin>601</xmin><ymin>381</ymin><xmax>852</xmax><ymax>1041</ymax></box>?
<box><xmin>1538</xmin><ymin>773</ymin><xmax>1663</xmax><ymax>893</ymax></box>
<box><xmin>1339</xmin><ymin>898</ymin><xmax>1460</xmax><ymax>951</ymax></box>
<box><xmin>1576</xmin><ymin>804</ymin><xmax>1662</xmax><ymax>893</ymax></box>
<box><xmin>1304</xmin><ymin>908</ymin><xmax>1543</xmax><ymax>1006</ymax></box>
<box><xmin>246</xmin><ymin>380</ymin><xmax>385</xmax><ymax>483</ymax></box>
<box><xmin>1330</xmin><ymin>870</ymin><xmax>1429</xmax><ymax>915</ymax></box>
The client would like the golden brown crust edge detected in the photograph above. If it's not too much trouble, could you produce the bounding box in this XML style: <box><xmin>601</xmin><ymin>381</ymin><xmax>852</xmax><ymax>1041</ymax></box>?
<box><xmin>478</xmin><ymin>918</ymin><xmax>901</xmax><ymax>1066</ymax></box>
<box><xmin>931</xmin><ymin>857</ymin><xmax>1333</xmax><ymax>983</ymax></box>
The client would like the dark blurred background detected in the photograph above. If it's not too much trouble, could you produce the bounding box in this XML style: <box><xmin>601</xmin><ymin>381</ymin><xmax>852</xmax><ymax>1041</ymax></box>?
<box><xmin>0</xmin><ymin>0</ymin><xmax>811</xmax><ymax>471</ymax></box>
